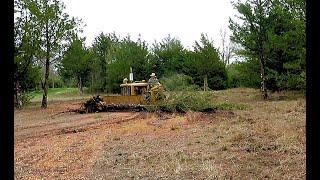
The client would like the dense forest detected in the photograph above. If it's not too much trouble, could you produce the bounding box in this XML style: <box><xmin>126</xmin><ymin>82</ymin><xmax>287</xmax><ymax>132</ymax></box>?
<box><xmin>14</xmin><ymin>0</ymin><xmax>305</xmax><ymax>108</ymax></box>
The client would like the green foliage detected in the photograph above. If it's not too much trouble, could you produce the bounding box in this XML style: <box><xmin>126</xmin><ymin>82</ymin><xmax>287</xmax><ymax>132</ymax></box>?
<box><xmin>226</xmin><ymin>63</ymin><xmax>239</xmax><ymax>88</ymax></box>
<box><xmin>14</xmin><ymin>0</ymin><xmax>305</xmax><ymax>104</ymax></box>
<box><xmin>107</xmin><ymin>35</ymin><xmax>149</xmax><ymax>93</ymax></box>
<box><xmin>59</xmin><ymin>32</ymin><xmax>229</xmax><ymax>94</ymax></box>
<box><xmin>270</xmin><ymin>71</ymin><xmax>306</xmax><ymax>91</ymax></box>
<box><xmin>149</xmin><ymin>90</ymin><xmax>248</xmax><ymax>112</ymax></box>
<box><xmin>88</xmin><ymin>33</ymin><xmax>151</xmax><ymax>93</ymax></box>
<box><xmin>265</xmin><ymin>0</ymin><xmax>306</xmax><ymax>91</ymax></box>
<box><xmin>152</xmin><ymin>35</ymin><xmax>186</xmax><ymax>76</ymax></box>
<box><xmin>14</xmin><ymin>0</ymin><xmax>42</xmax><ymax>92</ymax></box>
<box><xmin>151</xmin><ymin>91</ymin><xmax>218</xmax><ymax>113</ymax></box>
<box><xmin>191</xmin><ymin>34</ymin><xmax>228</xmax><ymax>90</ymax></box>
<box><xmin>160</xmin><ymin>74</ymin><xmax>200</xmax><ymax>91</ymax></box>
<box><xmin>229</xmin><ymin>0</ymin><xmax>306</xmax><ymax>91</ymax></box>
<box><xmin>90</xmin><ymin>32</ymin><xmax>119</xmax><ymax>92</ymax></box>
<box><xmin>24</xmin><ymin>0</ymin><xmax>81</xmax><ymax>57</ymax></box>
<box><xmin>48</xmin><ymin>70</ymin><xmax>64</xmax><ymax>88</ymax></box>
<box><xmin>148</xmin><ymin>34</ymin><xmax>228</xmax><ymax>91</ymax></box>
<box><xmin>20</xmin><ymin>92</ymin><xmax>36</xmax><ymax>106</ymax></box>
<box><xmin>231</xmin><ymin>59</ymin><xmax>261</xmax><ymax>88</ymax></box>
<box><xmin>19</xmin><ymin>64</ymin><xmax>42</xmax><ymax>91</ymax></box>
<box><xmin>14</xmin><ymin>0</ymin><xmax>82</xmax><ymax>107</ymax></box>
<box><xmin>60</xmin><ymin>37</ymin><xmax>91</xmax><ymax>92</ymax></box>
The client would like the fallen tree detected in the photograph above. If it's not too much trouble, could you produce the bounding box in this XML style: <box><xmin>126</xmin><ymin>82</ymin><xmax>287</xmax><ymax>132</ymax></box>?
<box><xmin>74</xmin><ymin>93</ymin><xmax>217</xmax><ymax>114</ymax></box>
<box><xmin>77</xmin><ymin>95</ymin><xmax>147</xmax><ymax>113</ymax></box>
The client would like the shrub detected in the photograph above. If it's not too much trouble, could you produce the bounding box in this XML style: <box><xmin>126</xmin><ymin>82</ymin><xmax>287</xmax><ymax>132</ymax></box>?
<box><xmin>149</xmin><ymin>91</ymin><xmax>248</xmax><ymax>113</ymax></box>
<box><xmin>160</xmin><ymin>74</ymin><xmax>200</xmax><ymax>91</ymax></box>
<box><xmin>20</xmin><ymin>92</ymin><xmax>35</xmax><ymax>107</ymax></box>
<box><xmin>156</xmin><ymin>91</ymin><xmax>217</xmax><ymax>113</ymax></box>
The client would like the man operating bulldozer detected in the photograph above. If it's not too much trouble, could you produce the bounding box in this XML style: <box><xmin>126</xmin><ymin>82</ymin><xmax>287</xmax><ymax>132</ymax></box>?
<box><xmin>147</xmin><ymin>73</ymin><xmax>165</xmax><ymax>103</ymax></box>
<box><xmin>148</xmin><ymin>73</ymin><xmax>159</xmax><ymax>88</ymax></box>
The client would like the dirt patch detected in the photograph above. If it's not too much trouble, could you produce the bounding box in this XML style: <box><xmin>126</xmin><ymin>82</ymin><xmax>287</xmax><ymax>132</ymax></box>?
<box><xmin>14</xmin><ymin>100</ymin><xmax>142</xmax><ymax>179</ymax></box>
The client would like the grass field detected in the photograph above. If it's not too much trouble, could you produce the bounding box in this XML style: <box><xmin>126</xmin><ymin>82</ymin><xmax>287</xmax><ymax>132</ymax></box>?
<box><xmin>14</xmin><ymin>88</ymin><xmax>305</xmax><ymax>179</ymax></box>
<box><xmin>28</xmin><ymin>87</ymin><xmax>92</xmax><ymax>102</ymax></box>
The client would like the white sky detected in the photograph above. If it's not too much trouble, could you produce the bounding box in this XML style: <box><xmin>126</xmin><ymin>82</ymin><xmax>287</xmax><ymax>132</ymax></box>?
<box><xmin>62</xmin><ymin>0</ymin><xmax>237</xmax><ymax>49</ymax></box>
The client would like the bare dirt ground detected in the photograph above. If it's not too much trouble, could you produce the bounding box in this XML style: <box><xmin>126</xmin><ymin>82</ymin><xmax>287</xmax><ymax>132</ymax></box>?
<box><xmin>14</xmin><ymin>88</ymin><xmax>305</xmax><ymax>179</ymax></box>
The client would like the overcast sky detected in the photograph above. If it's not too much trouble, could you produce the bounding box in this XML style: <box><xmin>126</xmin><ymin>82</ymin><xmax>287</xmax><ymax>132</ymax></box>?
<box><xmin>62</xmin><ymin>0</ymin><xmax>237</xmax><ymax>49</ymax></box>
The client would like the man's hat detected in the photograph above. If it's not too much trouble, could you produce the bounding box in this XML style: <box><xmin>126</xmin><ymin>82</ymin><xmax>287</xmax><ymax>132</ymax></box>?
<box><xmin>150</xmin><ymin>73</ymin><xmax>156</xmax><ymax>77</ymax></box>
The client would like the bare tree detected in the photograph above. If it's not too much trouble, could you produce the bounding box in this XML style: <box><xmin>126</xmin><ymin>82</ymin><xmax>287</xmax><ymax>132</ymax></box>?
<box><xmin>219</xmin><ymin>28</ymin><xmax>235</xmax><ymax>65</ymax></box>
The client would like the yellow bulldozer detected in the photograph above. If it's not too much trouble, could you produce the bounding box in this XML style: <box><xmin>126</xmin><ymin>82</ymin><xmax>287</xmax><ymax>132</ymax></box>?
<box><xmin>80</xmin><ymin>70</ymin><xmax>165</xmax><ymax>113</ymax></box>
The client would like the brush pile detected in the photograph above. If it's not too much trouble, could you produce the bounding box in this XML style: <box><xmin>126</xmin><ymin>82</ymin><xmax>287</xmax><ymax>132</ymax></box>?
<box><xmin>76</xmin><ymin>92</ymin><xmax>218</xmax><ymax>114</ymax></box>
<box><xmin>78</xmin><ymin>95</ymin><xmax>147</xmax><ymax>113</ymax></box>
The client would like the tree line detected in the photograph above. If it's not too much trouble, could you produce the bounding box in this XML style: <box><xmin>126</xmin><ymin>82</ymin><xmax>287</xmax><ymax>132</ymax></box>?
<box><xmin>14</xmin><ymin>0</ymin><xmax>305</xmax><ymax>108</ymax></box>
<box><xmin>57</xmin><ymin>33</ymin><xmax>227</xmax><ymax>94</ymax></box>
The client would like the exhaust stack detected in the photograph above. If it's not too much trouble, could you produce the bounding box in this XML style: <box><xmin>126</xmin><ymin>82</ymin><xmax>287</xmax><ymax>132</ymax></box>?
<box><xmin>129</xmin><ymin>67</ymin><xmax>134</xmax><ymax>82</ymax></box>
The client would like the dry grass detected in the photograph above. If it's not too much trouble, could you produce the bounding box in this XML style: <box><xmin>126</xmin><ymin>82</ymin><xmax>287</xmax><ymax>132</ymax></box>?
<box><xmin>14</xmin><ymin>88</ymin><xmax>305</xmax><ymax>179</ymax></box>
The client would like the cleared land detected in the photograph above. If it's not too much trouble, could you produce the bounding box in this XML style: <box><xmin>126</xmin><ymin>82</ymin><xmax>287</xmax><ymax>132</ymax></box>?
<box><xmin>14</xmin><ymin>88</ymin><xmax>305</xmax><ymax>179</ymax></box>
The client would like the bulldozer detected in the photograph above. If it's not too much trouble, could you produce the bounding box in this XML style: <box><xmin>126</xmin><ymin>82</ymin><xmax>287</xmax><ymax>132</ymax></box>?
<box><xmin>80</xmin><ymin>69</ymin><xmax>165</xmax><ymax>113</ymax></box>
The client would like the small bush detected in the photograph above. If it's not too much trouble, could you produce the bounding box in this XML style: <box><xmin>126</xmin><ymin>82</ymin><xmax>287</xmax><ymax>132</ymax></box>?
<box><xmin>155</xmin><ymin>91</ymin><xmax>217</xmax><ymax>113</ymax></box>
<box><xmin>20</xmin><ymin>92</ymin><xmax>35</xmax><ymax>107</ymax></box>
<box><xmin>160</xmin><ymin>74</ymin><xmax>200</xmax><ymax>91</ymax></box>
<box><xmin>79</xmin><ymin>90</ymin><xmax>247</xmax><ymax>113</ymax></box>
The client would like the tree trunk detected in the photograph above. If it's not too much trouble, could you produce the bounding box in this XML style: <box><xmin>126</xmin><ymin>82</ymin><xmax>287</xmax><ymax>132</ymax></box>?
<box><xmin>91</xmin><ymin>73</ymin><xmax>93</xmax><ymax>93</ymax></box>
<box><xmin>41</xmin><ymin>23</ymin><xmax>50</xmax><ymax>108</ymax></box>
<box><xmin>203</xmin><ymin>75</ymin><xmax>208</xmax><ymax>91</ymax></box>
<box><xmin>259</xmin><ymin>55</ymin><xmax>268</xmax><ymax>99</ymax></box>
<box><xmin>41</xmin><ymin>58</ymin><xmax>50</xmax><ymax>108</ymax></box>
<box><xmin>78</xmin><ymin>75</ymin><xmax>83</xmax><ymax>94</ymax></box>
<box><xmin>257</xmin><ymin>1</ymin><xmax>268</xmax><ymax>100</ymax></box>
<box><xmin>14</xmin><ymin>80</ymin><xmax>22</xmax><ymax>108</ymax></box>
<box><xmin>104</xmin><ymin>51</ymin><xmax>107</xmax><ymax>93</ymax></box>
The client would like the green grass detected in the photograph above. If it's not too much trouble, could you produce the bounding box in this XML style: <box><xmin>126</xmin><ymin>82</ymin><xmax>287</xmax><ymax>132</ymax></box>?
<box><xmin>28</xmin><ymin>87</ymin><xmax>89</xmax><ymax>102</ymax></box>
<box><xmin>29</xmin><ymin>88</ymin><xmax>78</xmax><ymax>97</ymax></box>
